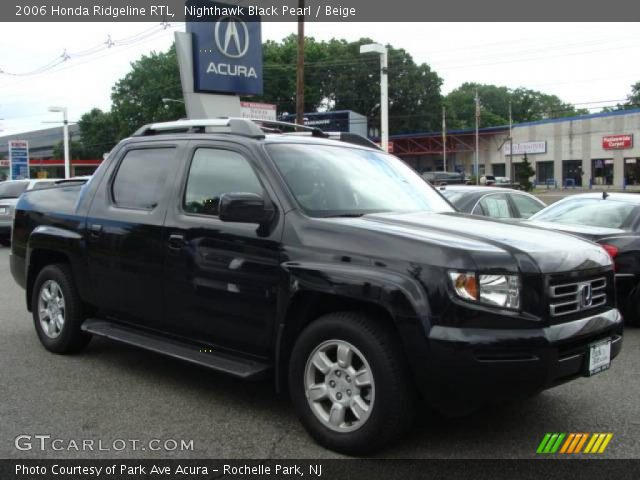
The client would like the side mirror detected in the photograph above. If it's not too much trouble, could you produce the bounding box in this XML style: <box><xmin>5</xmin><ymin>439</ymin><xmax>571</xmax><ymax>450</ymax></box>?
<box><xmin>219</xmin><ymin>192</ymin><xmax>274</xmax><ymax>224</ymax></box>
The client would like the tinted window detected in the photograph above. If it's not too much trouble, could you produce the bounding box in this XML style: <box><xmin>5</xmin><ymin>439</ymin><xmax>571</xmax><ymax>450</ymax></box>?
<box><xmin>476</xmin><ymin>194</ymin><xmax>512</xmax><ymax>218</ymax></box>
<box><xmin>184</xmin><ymin>149</ymin><xmax>263</xmax><ymax>216</ymax></box>
<box><xmin>268</xmin><ymin>144</ymin><xmax>452</xmax><ymax>217</ymax></box>
<box><xmin>531</xmin><ymin>198</ymin><xmax>636</xmax><ymax>229</ymax></box>
<box><xmin>0</xmin><ymin>181</ymin><xmax>29</xmax><ymax>198</ymax></box>
<box><xmin>511</xmin><ymin>194</ymin><xmax>544</xmax><ymax>219</ymax></box>
<box><xmin>112</xmin><ymin>148</ymin><xmax>174</xmax><ymax>209</ymax></box>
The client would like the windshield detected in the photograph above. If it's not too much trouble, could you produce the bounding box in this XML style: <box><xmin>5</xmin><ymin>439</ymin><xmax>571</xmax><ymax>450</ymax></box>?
<box><xmin>267</xmin><ymin>144</ymin><xmax>453</xmax><ymax>217</ymax></box>
<box><xmin>530</xmin><ymin>198</ymin><xmax>637</xmax><ymax>229</ymax></box>
<box><xmin>0</xmin><ymin>181</ymin><xmax>29</xmax><ymax>198</ymax></box>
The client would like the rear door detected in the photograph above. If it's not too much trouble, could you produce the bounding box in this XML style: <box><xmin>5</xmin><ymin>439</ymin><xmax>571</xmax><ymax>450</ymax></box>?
<box><xmin>85</xmin><ymin>142</ymin><xmax>185</xmax><ymax>329</ymax></box>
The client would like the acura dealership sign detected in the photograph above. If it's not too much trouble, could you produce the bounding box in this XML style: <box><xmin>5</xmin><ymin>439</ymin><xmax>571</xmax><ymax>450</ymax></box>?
<box><xmin>186</xmin><ymin>1</ymin><xmax>263</xmax><ymax>95</ymax></box>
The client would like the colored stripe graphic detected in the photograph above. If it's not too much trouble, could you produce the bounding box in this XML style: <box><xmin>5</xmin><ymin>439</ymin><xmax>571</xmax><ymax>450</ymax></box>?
<box><xmin>538</xmin><ymin>433</ymin><xmax>613</xmax><ymax>454</ymax></box>
<box><xmin>537</xmin><ymin>433</ymin><xmax>565</xmax><ymax>454</ymax></box>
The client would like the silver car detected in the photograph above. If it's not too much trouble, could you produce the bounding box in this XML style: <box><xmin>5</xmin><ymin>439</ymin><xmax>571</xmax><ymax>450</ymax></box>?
<box><xmin>0</xmin><ymin>179</ymin><xmax>61</xmax><ymax>244</ymax></box>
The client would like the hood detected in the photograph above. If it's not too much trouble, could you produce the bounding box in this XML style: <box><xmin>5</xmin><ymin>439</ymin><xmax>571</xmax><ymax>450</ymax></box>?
<box><xmin>327</xmin><ymin>211</ymin><xmax>612</xmax><ymax>274</ymax></box>
<box><xmin>524</xmin><ymin>220</ymin><xmax>626</xmax><ymax>242</ymax></box>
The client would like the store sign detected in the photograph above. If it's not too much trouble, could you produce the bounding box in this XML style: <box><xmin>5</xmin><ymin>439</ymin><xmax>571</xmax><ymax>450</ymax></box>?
<box><xmin>240</xmin><ymin>101</ymin><xmax>276</xmax><ymax>121</ymax></box>
<box><xmin>9</xmin><ymin>140</ymin><xmax>29</xmax><ymax>180</ymax></box>
<box><xmin>186</xmin><ymin>1</ymin><xmax>263</xmax><ymax>95</ymax></box>
<box><xmin>281</xmin><ymin>111</ymin><xmax>351</xmax><ymax>132</ymax></box>
<box><xmin>603</xmin><ymin>134</ymin><xmax>633</xmax><ymax>150</ymax></box>
<box><xmin>503</xmin><ymin>141</ymin><xmax>547</xmax><ymax>155</ymax></box>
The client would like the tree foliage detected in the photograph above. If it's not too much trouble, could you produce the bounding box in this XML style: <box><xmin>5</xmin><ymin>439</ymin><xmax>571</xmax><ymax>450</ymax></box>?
<box><xmin>110</xmin><ymin>45</ymin><xmax>185</xmax><ymax>139</ymax></box>
<box><xmin>604</xmin><ymin>81</ymin><xmax>640</xmax><ymax>111</ymax></box>
<box><xmin>253</xmin><ymin>35</ymin><xmax>443</xmax><ymax>133</ymax></box>
<box><xmin>444</xmin><ymin>82</ymin><xmax>588</xmax><ymax>130</ymax></box>
<box><xmin>75</xmin><ymin>38</ymin><xmax>589</xmax><ymax>149</ymax></box>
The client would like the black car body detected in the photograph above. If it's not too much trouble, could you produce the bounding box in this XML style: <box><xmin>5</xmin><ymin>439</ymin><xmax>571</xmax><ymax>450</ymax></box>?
<box><xmin>441</xmin><ymin>186</ymin><xmax>546</xmax><ymax>219</ymax></box>
<box><xmin>422</xmin><ymin>171</ymin><xmax>468</xmax><ymax>186</ymax></box>
<box><xmin>527</xmin><ymin>192</ymin><xmax>640</xmax><ymax>325</ymax></box>
<box><xmin>9</xmin><ymin>119</ymin><xmax>623</xmax><ymax>454</ymax></box>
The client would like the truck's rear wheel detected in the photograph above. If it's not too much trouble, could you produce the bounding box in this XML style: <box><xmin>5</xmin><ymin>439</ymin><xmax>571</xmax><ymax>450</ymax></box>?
<box><xmin>32</xmin><ymin>264</ymin><xmax>91</xmax><ymax>353</ymax></box>
<box><xmin>289</xmin><ymin>311</ymin><xmax>415</xmax><ymax>455</ymax></box>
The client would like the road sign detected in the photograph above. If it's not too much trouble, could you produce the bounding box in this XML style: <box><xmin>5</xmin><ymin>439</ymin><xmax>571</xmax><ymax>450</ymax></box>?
<box><xmin>9</xmin><ymin>140</ymin><xmax>29</xmax><ymax>180</ymax></box>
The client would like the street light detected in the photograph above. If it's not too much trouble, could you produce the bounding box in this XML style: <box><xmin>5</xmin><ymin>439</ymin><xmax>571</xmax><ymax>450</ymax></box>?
<box><xmin>48</xmin><ymin>106</ymin><xmax>70</xmax><ymax>179</ymax></box>
<box><xmin>360</xmin><ymin>43</ymin><xmax>389</xmax><ymax>152</ymax></box>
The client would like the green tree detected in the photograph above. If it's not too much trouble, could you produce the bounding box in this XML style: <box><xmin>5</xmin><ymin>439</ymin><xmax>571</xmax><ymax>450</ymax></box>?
<box><xmin>516</xmin><ymin>154</ymin><xmax>536</xmax><ymax>192</ymax></box>
<box><xmin>77</xmin><ymin>108</ymin><xmax>119</xmax><ymax>158</ymax></box>
<box><xmin>445</xmin><ymin>83</ymin><xmax>588</xmax><ymax>129</ymax></box>
<box><xmin>604</xmin><ymin>81</ymin><xmax>640</xmax><ymax>111</ymax></box>
<box><xmin>52</xmin><ymin>140</ymin><xmax>85</xmax><ymax>160</ymax></box>
<box><xmin>110</xmin><ymin>44</ymin><xmax>185</xmax><ymax>139</ymax></box>
<box><xmin>254</xmin><ymin>36</ymin><xmax>443</xmax><ymax>133</ymax></box>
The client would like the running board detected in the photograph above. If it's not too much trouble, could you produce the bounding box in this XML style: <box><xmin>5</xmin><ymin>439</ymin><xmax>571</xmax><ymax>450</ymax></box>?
<box><xmin>81</xmin><ymin>319</ymin><xmax>271</xmax><ymax>380</ymax></box>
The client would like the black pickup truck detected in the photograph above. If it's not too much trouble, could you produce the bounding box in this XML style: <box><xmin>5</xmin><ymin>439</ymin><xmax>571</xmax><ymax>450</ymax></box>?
<box><xmin>10</xmin><ymin>119</ymin><xmax>623</xmax><ymax>454</ymax></box>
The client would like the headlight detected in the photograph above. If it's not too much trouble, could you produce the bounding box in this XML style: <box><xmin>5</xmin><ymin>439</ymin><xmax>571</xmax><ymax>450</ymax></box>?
<box><xmin>449</xmin><ymin>272</ymin><xmax>520</xmax><ymax>310</ymax></box>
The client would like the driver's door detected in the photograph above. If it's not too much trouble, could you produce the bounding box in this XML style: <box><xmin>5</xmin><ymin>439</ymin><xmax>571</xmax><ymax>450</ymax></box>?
<box><xmin>162</xmin><ymin>142</ymin><xmax>283</xmax><ymax>356</ymax></box>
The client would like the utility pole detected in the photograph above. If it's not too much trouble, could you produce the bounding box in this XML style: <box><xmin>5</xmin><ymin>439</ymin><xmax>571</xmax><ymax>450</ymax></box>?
<box><xmin>475</xmin><ymin>89</ymin><xmax>480</xmax><ymax>185</ymax></box>
<box><xmin>442</xmin><ymin>106</ymin><xmax>447</xmax><ymax>171</ymax></box>
<box><xmin>295</xmin><ymin>0</ymin><xmax>305</xmax><ymax>127</ymax></box>
<box><xmin>508</xmin><ymin>99</ymin><xmax>513</xmax><ymax>180</ymax></box>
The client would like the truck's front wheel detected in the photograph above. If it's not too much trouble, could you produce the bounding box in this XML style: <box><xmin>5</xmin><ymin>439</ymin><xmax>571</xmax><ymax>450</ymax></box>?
<box><xmin>289</xmin><ymin>311</ymin><xmax>415</xmax><ymax>455</ymax></box>
<box><xmin>32</xmin><ymin>264</ymin><xmax>91</xmax><ymax>353</ymax></box>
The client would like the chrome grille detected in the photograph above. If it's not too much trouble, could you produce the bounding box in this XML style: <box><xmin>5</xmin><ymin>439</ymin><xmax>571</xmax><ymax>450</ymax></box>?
<box><xmin>549</xmin><ymin>277</ymin><xmax>607</xmax><ymax>317</ymax></box>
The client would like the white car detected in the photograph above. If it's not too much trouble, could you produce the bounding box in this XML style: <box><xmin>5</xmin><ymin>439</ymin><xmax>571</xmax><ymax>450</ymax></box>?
<box><xmin>0</xmin><ymin>179</ymin><xmax>61</xmax><ymax>244</ymax></box>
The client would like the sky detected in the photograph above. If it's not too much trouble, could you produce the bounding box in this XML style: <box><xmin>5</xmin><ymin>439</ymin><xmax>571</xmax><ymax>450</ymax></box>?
<box><xmin>1</xmin><ymin>22</ymin><xmax>639</xmax><ymax>135</ymax></box>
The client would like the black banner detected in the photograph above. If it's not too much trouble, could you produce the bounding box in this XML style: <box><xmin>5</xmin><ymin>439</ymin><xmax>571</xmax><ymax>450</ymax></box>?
<box><xmin>4</xmin><ymin>0</ymin><xmax>640</xmax><ymax>22</ymax></box>
<box><xmin>3</xmin><ymin>459</ymin><xmax>640</xmax><ymax>480</ymax></box>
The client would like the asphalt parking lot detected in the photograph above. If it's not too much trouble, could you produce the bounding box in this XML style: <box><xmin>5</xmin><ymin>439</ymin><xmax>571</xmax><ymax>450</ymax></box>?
<box><xmin>0</xmin><ymin>247</ymin><xmax>638</xmax><ymax>460</ymax></box>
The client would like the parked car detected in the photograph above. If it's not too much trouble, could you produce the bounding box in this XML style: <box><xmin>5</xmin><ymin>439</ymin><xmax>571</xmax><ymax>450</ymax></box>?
<box><xmin>10</xmin><ymin>119</ymin><xmax>622</xmax><ymax>455</ymax></box>
<box><xmin>480</xmin><ymin>174</ymin><xmax>496</xmax><ymax>185</ymax></box>
<box><xmin>0</xmin><ymin>178</ymin><xmax>61</xmax><ymax>244</ymax></box>
<box><xmin>526</xmin><ymin>192</ymin><xmax>640</xmax><ymax>325</ymax></box>
<box><xmin>494</xmin><ymin>176</ymin><xmax>522</xmax><ymax>189</ymax></box>
<box><xmin>422</xmin><ymin>171</ymin><xmax>468</xmax><ymax>186</ymax></box>
<box><xmin>440</xmin><ymin>185</ymin><xmax>546</xmax><ymax>219</ymax></box>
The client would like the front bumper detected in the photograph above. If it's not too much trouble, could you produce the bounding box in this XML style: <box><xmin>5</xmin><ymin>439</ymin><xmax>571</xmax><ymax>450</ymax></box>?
<box><xmin>421</xmin><ymin>308</ymin><xmax>623</xmax><ymax>414</ymax></box>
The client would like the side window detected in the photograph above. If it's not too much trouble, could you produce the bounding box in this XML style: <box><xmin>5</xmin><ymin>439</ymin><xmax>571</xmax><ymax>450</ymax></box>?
<box><xmin>183</xmin><ymin>148</ymin><xmax>263</xmax><ymax>217</ymax></box>
<box><xmin>477</xmin><ymin>194</ymin><xmax>512</xmax><ymax>219</ymax></box>
<box><xmin>511</xmin><ymin>194</ymin><xmax>544</xmax><ymax>219</ymax></box>
<box><xmin>112</xmin><ymin>148</ymin><xmax>175</xmax><ymax>209</ymax></box>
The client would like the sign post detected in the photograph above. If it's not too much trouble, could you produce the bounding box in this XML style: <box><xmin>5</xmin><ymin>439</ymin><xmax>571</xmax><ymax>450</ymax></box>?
<box><xmin>9</xmin><ymin>140</ymin><xmax>29</xmax><ymax>180</ymax></box>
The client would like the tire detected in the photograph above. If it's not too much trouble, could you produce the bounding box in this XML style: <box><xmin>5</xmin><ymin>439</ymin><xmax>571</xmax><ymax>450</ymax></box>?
<box><xmin>288</xmin><ymin>311</ymin><xmax>416</xmax><ymax>455</ymax></box>
<box><xmin>32</xmin><ymin>263</ymin><xmax>91</xmax><ymax>353</ymax></box>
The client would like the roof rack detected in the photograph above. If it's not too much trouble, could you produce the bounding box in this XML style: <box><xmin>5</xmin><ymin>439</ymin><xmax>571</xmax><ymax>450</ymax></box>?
<box><xmin>131</xmin><ymin>117</ymin><xmax>381</xmax><ymax>150</ymax></box>
<box><xmin>132</xmin><ymin>118</ymin><xmax>265</xmax><ymax>138</ymax></box>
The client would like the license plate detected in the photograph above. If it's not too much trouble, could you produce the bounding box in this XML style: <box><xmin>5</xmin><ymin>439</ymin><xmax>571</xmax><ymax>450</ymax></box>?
<box><xmin>0</xmin><ymin>207</ymin><xmax>7</xmax><ymax>215</ymax></box>
<box><xmin>588</xmin><ymin>339</ymin><xmax>611</xmax><ymax>376</ymax></box>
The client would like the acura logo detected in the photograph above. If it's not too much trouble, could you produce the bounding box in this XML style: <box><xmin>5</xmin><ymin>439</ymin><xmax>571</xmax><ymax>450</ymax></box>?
<box><xmin>215</xmin><ymin>17</ymin><xmax>249</xmax><ymax>58</ymax></box>
<box><xmin>579</xmin><ymin>282</ymin><xmax>593</xmax><ymax>309</ymax></box>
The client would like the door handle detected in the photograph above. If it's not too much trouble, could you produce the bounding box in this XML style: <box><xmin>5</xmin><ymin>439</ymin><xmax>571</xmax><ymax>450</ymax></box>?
<box><xmin>168</xmin><ymin>234</ymin><xmax>186</xmax><ymax>250</ymax></box>
<box><xmin>88</xmin><ymin>224</ymin><xmax>103</xmax><ymax>238</ymax></box>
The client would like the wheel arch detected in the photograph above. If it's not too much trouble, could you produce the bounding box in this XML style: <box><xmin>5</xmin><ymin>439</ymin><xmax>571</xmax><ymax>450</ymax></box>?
<box><xmin>274</xmin><ymin>263</ymin><xmax>433</xmax><ymax>393</ymax></box>
<box><xmin>26</xmin><ymin>226</ymin><xmax>86</xmax><ymax>312</ymax></box>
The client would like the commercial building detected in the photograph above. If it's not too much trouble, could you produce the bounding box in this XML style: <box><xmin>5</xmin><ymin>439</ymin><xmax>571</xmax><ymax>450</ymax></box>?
<box><xmin>391</xmin><ymin>108</ymin><xmax>640</xmax><ymax>188</ymax></box>
<box><xmin>0</xmin><ymin>125</ymin><xmax>101</xmax><ymax>179</ymax></box>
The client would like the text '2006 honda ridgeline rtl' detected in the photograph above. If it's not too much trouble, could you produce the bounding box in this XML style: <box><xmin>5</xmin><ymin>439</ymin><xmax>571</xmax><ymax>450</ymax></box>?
<box><xmin>10</xmin><ymin>119</ymin><xmax>622</xmax><ymax>454</ymax></box>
